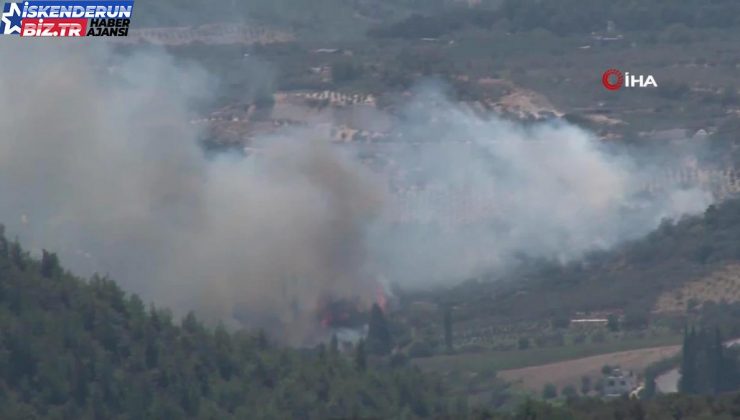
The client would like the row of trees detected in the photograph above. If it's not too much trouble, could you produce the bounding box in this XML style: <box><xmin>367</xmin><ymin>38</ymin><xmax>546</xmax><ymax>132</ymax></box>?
<box><xmin>679</xmin><ymin>327</ymin><xmax>740</xmax><ymax>394</ymax></box>
<box><xmin>369</xmin><ymin>0</ymin><xmax>740</xmax><ymax>40</ymax></box>
<box><xmin>501</xmin><ymin>0</ymin><xmax>740</xmax><ymax>34</ymax></box>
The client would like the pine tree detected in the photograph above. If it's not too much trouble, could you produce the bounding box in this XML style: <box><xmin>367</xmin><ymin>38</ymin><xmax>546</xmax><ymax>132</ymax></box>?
<box><xmin>644</xmin><ymin>372</ymin><xmax>656</xmax><ymax>398</ymax></box>
<box><xmin>367</xmin><ymin>304</ymin><xmax>392</xmax><ymax>355</ymax></box>
<box><xmin>256</xmin><ymin>329</ymin><xmax>269</xmax><ymax>350</ymax></box>
<box><xmin>9</xmin><ymin>240</ymin><xmax>25</xmax><ymax>270</ymax></box>
<box><xmin>0</xmin><ymin>224</ymin><xmax>7</xmax><ymax>258</ymax></box>
<box><xmin>712</xmin><ymin>327</ymin><xmax>725</xmax><ymax>394</ymax></box>
<box><xmin>329</xmin><ymin>334</ymin><xmax>339</xmax><ymax>358</ymax></box>
<box><xmin>40</xmin><ymin>249</ymin><xmax>60</xmax><ymax>279</ymax></box>
<box><xmin>317</xmin><ymin>343</ymin><xmax>327</xmax><ymax>363</ymax></box>
<box><xmin>580</xmin><ymin>376</ymin><xmax>592</xmax><ymax>395</ymax></box>
<box><xmin>679</xmin><ymin>326</ymin><xmax>697</xmax><ymax>393</ymax></box>
<box><xmin>354</xmin><ymin>340</ymin><xmax>367</xmax><ymax>371</ymax></box>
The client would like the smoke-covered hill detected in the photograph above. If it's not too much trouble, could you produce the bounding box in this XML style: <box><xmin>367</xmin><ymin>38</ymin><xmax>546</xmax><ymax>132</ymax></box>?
<box><xmin>425</xmin><ymin>197</ymin><xmax>740</xmax><ymax>329</ymax></box>
<box><xmin>5</xmin><ymin>226</ymin><xmax>740</xmax><ymax>419</ymax></box>
<box><xmin>0</xmin><ymin>228</ymin><xmax>457</xmax><ymax>419</ymax></box>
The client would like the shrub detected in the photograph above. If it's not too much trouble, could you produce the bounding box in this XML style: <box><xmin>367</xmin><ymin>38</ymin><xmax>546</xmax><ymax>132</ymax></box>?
<box><xmin>518</xmin><ymin>337</ymin><xmax>530</xmax><ymax>350</ymax></box>
<box><xmin>562</xmin><ymin>384</ymin><xmax>578</xmax><ymax>398</ymax></box>
<box><xmin>542</xmin><ymin>383</ymin><xmax>558</xmax><ymax>399</ymax></box>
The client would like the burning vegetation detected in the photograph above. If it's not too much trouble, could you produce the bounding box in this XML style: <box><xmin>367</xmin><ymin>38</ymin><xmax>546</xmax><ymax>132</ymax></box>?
<box><xmin>318</xmin><ymin>297</ymin><xmax>368</xmax><ymax>329</ymax></box>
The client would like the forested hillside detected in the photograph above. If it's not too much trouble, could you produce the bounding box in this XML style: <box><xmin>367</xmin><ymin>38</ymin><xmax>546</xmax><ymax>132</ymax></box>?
<box><xmin>0</xmin><ymin>226</ymin><xmax>459</xmax><ymax>419</ymax></box>
<box><xmin>369</xmin><ymin>0</ymin><xmax>740</xmax><ymax>39</ymax></box>
<box><xmin>442</xmin><ymin>197</ymin><xmax>740</xmax><ymax>326</ymax></box>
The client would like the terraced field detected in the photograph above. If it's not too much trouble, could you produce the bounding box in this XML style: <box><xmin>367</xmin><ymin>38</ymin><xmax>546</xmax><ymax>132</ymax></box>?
<box><xmin>654</xmin><ymin>263</ymin><xmax>740</xmax><ymax>313</ymax></box>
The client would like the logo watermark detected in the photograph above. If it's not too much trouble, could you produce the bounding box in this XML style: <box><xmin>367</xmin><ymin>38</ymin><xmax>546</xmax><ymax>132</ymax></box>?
<box><xmin>602</xmin><ymin>69</ymin><xmax>658</xmax><ymax>90</ymax></box>
<box><xmin>1</xmin><ymin>1</ymin><xmax>134</xmax><ymax>37</ymax></box>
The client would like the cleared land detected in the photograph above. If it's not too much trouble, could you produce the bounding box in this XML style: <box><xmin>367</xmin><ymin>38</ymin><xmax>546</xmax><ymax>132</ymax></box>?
<box><xmin>413</xmin><ymin>335</ymin><xmax>682</xmax><ymax>397</ymax></box>
<box><xmin>498</xmin><ymin>345</ymin><xmax>681</xmax><ymax>391</ymax></box>
<box><xmin>413</xmin><ymin>335</ymin><xmax>681</xmax><ymax>373</ymax></box>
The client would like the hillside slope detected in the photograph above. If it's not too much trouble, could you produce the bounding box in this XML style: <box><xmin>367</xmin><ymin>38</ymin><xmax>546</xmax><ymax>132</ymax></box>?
<box><xmin>0</xmin><ymin>226</ymin><xmax>457</xmax><ymax>419</ymax></box>
<box><xmin>442</xmin><ymin>198</ymin><xmax>740</xmax><ymax>325</ymax></box>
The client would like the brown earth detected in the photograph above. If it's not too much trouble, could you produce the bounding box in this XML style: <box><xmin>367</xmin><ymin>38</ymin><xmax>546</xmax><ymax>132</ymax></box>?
<box><xmin>498</xmin><ymin>345</ymin><xmax>680</xmax><ymax>391</ymax></box>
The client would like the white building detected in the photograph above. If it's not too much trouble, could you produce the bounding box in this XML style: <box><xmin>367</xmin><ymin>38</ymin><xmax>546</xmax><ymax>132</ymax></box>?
<box><xmin>603</xmin><ymin>368</ymin><xmax>637</xmax><ymax>397</ymax></box>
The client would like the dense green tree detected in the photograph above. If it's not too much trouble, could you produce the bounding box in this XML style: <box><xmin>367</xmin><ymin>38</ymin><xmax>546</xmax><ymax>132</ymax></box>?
<box><xmin>680</xmin><ymin>325</ymin><xmax>740</xmax><ymax>395</ymax></box>
<box><xmin>329</xmin><ymin>334</ymin><xmax>339</xmax><ymax>358</ymax></box>
<box><xmin>580</xmin><ymin>376</ymin><xmax>592</xmax><ymax>395</ymax></box>
<box><xmin>518</xmin><ymin>337</ymin><xmax>530</xmax><ymax>350</ymax></box>
<box><xmin>40</xmin><ymin>249</ymin><xmax>60</xmax><ymax>278</ymax></box>
<box><xmin>542</xmin><ymin>383</ymin><xmax>557</xmax><ymax>399</ymax></box>
<box><xmin>9</xmin><ymin>240</ymin><xmax>25</xmax><ymax>270</ymax></box>
<box><xmin>0</xmin><ymin>230</ymin><xmax>459</xmax><ymax>419</ymax></box>
<box><xmin>562</xmin><ymin>384</ymin><xmax>577</xmax><ymax>398</ymax></box>
<box><xmin>607</xmin><ymin>314</ymin><xmax>619</xmax><ymax>332</ymax></box>
<box><xmin>366</xmin><ymin>303</ymin><xmax>392</xmax><ymax>355</ymax></box>
<box><xmin>0</xmin><ymin>224</ymin><xmax>7</xmax><ymax>258</ymax></box>
<box><xmin>354</xmin><ymin>339</ymin><xmax>367</xmax><ymax>371</ymax></box>
<box><xmin>680</xmin><ymin>327</ymin><xmax>698</xmax><ymax>393</ymax></box>
<box><xmin>712</xmin><ymin>327</ymin><xmax>724</xmax><ymax>394</ymax></box>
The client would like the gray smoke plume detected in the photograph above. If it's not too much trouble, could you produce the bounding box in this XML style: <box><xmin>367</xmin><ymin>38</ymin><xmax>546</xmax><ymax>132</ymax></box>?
<box><xmin>0</xmin><ymin>42</ymin><xmax>383</xmax><ymax>343</ymax></box>
<box><xmin>0</xmin><ymin>42</ymin><xmax>712</xmax><ymax>343</ymax></box>
<box><xmin>370</xmin><ymin>88</ymin><xmax>712</xmax><ymax>287</ymax></box>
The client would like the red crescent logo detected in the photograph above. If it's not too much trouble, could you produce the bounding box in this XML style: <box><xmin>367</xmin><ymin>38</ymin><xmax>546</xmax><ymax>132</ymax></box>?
<box><xmin>602</xmin><ymin>69</ymin><xmax>623</xmax><ymax>91</ymax></box>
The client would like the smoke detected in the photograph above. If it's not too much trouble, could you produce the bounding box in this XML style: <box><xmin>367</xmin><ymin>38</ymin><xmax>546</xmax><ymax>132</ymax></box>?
<box><xmin>0</xmin><ymin>42</ymin><xmax>712</xmax><ymax>343</ymax></box>
<box><xmin>0</xmin><ymin>42</ymin><xmax>385</xmax><ymax>343</ymax></box>
<box><xmin>370</xmin><ymin>88</ymin><xmax>712</xmax><ymax>287</ymax></box>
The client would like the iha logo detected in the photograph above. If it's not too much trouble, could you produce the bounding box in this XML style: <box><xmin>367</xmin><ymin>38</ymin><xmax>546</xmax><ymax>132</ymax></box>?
<box><xmin>602</xmin><ymin>69</ymin><xmax>658</xmax><ymax>90</ymax></box>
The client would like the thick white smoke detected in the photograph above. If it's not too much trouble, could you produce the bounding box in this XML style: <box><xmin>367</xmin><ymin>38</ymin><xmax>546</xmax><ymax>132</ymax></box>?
<box><xmin>0</xmin><ymin>42</ymin><xmax>712</xmax><ymax>343</ymax></box>
<box><xmin>371</xmin><ymin>89</ymin><xmax>712</xmax><ymax>287</ymax></box>
<box><xmin>0</xmin><ymin>42</ymin><xmax>385</xmax><ymax>343</ymax></box>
